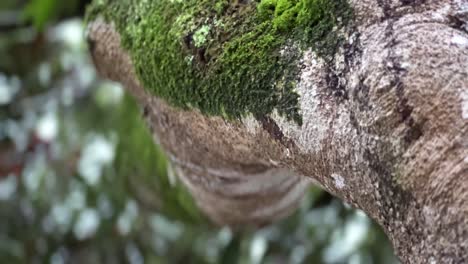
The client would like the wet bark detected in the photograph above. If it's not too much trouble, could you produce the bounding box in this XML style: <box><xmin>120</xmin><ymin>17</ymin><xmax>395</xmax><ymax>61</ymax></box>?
<box><xmin>87</xmin><ymin>1</ymin><xmax>468</xmax><ymax>263</ymax></box>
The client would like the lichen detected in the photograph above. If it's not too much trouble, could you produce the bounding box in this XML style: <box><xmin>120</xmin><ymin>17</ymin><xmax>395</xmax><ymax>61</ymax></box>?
<box><xmin>193</xmin><ymin>25</ymin><xmax>211</xmax><ymax>48</ymax></box>
<box><xmin>86</xmin><ymin>0</ymin><xmax>352</xmax><ymax>124</ymax></box>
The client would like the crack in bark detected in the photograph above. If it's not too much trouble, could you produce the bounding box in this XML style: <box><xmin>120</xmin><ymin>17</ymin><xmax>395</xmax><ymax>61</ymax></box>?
<box><xmin>257</xmin><ymin>115</ymin><xmax>296</xmax><ymax>149</ymax></box>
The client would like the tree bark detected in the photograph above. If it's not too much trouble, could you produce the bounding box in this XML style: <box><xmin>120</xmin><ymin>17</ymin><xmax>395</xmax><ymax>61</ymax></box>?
<box><xmin>86</xmin><ymin>1</ymin><xmax>468</xmax><ymax>263</ymax></box>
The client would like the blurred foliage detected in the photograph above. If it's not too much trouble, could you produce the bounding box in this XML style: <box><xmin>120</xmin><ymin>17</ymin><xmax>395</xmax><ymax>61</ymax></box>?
<box><xmin>0</xmin><ymin>2</ymin><xmax>398</xmax><ymax>264</ymax></box>
<box><xmin>23</xmin><ymin>0</ymin><xmax>78</xmax><ymax>30</ymax></box>
<box><xmin>0</xmin><ymin>0</ymin><xmax>90</xmax><ymax>30</ymax></box>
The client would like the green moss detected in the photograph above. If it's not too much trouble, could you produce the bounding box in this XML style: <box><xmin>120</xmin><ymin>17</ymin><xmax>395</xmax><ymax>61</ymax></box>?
<box><xmin>86</xmin><ymin>0</ymin><xmax>352</xmax><ymax>124</ymax></box>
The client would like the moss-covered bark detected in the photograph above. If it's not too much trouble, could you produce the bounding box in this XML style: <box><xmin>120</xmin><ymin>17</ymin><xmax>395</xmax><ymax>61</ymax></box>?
<box><xmin>86</xmin><ymin>0</ymin><xmax>351</xmax><ymax>124</ymax></box>
<box><xmin>88</xmin><ymin>0</ymin><xmax>468</xmax><ymax>262</ymax></box>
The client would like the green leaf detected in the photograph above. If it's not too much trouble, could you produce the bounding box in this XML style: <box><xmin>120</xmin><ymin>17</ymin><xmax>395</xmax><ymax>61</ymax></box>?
<box><xmin>23</xmin><ymin>0</ymin><xmax>59</xmax><ymax>30</ymax></box>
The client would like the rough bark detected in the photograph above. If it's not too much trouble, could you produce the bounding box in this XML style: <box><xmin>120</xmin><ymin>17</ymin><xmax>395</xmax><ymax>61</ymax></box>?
<box><xmin>86</xmin><ymin>0</ymin><xmax>468</xmax><ymax>263</ymax></box>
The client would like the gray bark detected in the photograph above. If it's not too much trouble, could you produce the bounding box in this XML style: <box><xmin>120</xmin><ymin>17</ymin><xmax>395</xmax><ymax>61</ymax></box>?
<box><xmin>87</xmin><ymin>1</ymin><xmax>468</xmax><ymax>263</ymax></box>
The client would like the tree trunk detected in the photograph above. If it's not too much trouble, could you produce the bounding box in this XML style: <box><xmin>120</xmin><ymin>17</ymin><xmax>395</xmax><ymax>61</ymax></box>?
<box><xmin>86</xmin><ymin>0</ymin><xmax>468</xmax><ymax>263</ymax></box>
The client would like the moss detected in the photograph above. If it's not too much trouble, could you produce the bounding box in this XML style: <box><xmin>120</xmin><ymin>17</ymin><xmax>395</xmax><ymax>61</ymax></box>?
<box><xmin>86</xmin><ymin>0</ymin><xmax>352</xmax><ymax>124</ymax></box>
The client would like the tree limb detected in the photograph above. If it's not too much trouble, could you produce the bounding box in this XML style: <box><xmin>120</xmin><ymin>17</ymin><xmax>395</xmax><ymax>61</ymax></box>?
<box><xmin>86</xmin><ymin>0</ymin><xmax>468</xmax><ymax>262</ymax></box>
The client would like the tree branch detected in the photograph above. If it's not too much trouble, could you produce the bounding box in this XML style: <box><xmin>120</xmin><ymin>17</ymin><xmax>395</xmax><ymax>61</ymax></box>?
<box><xmin>86</xmin><ymin>1</ymin><xmax>468</xmax><ymax>262</ymax></box>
